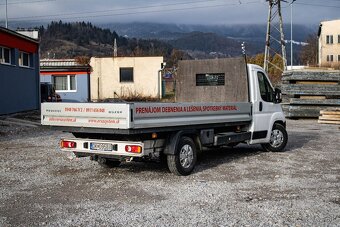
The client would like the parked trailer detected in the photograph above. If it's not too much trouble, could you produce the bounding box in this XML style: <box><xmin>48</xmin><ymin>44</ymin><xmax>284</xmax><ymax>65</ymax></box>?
<box><xmin>42</xmin><ymin>59</ymin><xmax>288</xmax><ymax>176</ymax></box>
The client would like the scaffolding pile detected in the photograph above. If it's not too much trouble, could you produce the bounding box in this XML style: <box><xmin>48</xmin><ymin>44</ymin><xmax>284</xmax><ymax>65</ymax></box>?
<box><xmin>281</xmin><ymin>70</ymin><xmax>340</xmax><ymax>118</ymax></box>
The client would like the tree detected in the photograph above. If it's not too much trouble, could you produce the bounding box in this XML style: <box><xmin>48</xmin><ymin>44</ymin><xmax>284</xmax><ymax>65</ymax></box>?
<box><xmin>248</xmin><ymin>53</ymin><xmax>283</xmax><ymax>85</ymax></box>
<box><xmin>269</xmin><ymin>54</ymin><xmax>284</xmax><ymax>85</ymax></box>
<box><xmin>248</xmin><ymin>53</ymin><xmax>264</xmax><ymax>67</ymax></box>
<box><xmin>167</xmin><ymin>49</ymin><xmax>187</xmax><ymax>68</ymax></box>
<box><xmin>75</xmin><ymin>56</ymin><xmax>90</xmax><ymax>65</ymax></box>
<box><xmin>299</xmin><ymin>33</ymin><xmax>318</xmax><ymax>66</ymax></box>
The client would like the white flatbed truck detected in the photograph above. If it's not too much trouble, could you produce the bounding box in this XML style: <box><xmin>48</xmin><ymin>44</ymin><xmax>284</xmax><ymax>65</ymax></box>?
<box><xmin>42</xmin><ymin>62</ymin><xmax>288</xmax><ymax>176</ymax></box>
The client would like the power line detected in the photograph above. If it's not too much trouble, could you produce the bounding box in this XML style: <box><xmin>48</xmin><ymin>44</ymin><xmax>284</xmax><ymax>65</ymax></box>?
<box><xmin>8</xmin><ymin>0</ymin><xmax>262</xmax><ymax>21</ymax></box>
<box><xmin>295</xmin><ymin>2</ymin><xmax>340</xmax><ymax>8</ymax></box>
<box><xmin>8</xmin><ymin>0</ymin><xmax>232</xmax><ymax>20</ymax></box>
<box><xmin>0</xmin><ymin>0</ymin><xmax>55</xmax><ymax>5</ymax></box>
<box><xmin>4</xmin><ymin>0</ymin><xmax>337</xmax><ymax>23</ymax></box>
<box><xmin>281</xmin><ymin>0</ymin><xmax>340</xmax><ymax>8</ymax></box>
<box><xmin>307</xmin><ymin>0</ymin><xmax>340</xmax><ymax>1</ymax></box>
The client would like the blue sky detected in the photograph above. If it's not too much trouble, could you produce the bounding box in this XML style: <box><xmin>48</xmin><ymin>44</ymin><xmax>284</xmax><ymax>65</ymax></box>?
<box><xmin>0</xmin><ymin>0</ymin><xmax>339</xmax><ymax>26</ymax></box>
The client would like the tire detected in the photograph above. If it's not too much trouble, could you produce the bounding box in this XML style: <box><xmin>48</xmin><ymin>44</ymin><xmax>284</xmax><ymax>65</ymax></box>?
<box><xmin>97</xmin><ymin>157</ymin><xmax>121</xmax><ymax>168</ymax></box>
<box><xmin>167</xmin><ymin>136</ymin><xmax>197</xmax><ymax>176</ymax></box>
<box><xmin>261</xmin><ymin>123</ymin><xmax>288</xmax><ymax>152</ymax></box>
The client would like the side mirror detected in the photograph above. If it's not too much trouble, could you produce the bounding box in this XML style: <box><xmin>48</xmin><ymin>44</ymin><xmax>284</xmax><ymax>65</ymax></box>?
<box><xmin>274</xmin><ymin>88</ymin><xmax>282</xmax><ymax>104</ymax></box>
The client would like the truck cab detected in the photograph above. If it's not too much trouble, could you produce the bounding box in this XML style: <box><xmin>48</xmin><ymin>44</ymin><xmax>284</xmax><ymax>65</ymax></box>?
<box><xmin>248</xmin><ymin>64</ymin><xmax>286</xmax><ymax>151</ymax></box>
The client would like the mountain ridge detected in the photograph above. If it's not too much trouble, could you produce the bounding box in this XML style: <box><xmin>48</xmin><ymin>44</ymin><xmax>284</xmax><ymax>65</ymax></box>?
<box><xmin>100</xmin><ymin>22</ymin><xmax>315</xmax><ymax>42</ymax></box>
<box><xmin>5</xmin><ymin>21</ymin><xmax>315</xmax><ymax>63</ymax></box>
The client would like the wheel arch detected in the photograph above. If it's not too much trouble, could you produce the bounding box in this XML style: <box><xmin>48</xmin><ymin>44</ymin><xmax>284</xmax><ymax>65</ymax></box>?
<box><xmin>265</xmin><ymin>112</ymin><xmax>286</xmax><ymax>142</ymax></box>
<box><xmin>163</xmin><ymin>130</ymin><xmax>201</xmax><ymax>155</ymax></box>
<box><xmin>249</xmin><ymin>111</ymin><xmax>286</xmax><ymax>144</ymax></box>
<box><xmin>273</xmin><ymin>120</ymin><xmax>286</xmax><ymax>128</ymax></box>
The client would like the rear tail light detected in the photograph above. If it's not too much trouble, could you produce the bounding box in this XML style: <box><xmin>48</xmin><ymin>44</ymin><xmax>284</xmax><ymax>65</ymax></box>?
<box><xmin>125</xmin><ymin>145</ymin><xmax>142</xmax><ymax>153</ymax></box>
<box><xmin>60</xmin><ymin>140</ymin><xmax>77</xmax><ymax>148</ymax></box>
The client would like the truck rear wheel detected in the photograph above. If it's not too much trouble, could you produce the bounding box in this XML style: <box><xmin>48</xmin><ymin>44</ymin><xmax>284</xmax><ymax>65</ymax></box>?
<box><xmin>167</xmin><ymin>136</ymin><xmax>197</xmax><ymax>176</ymax></box>
<box><xmin>97</xmin><ymin>157</ymin><xmax>121</xmax><ymax>168</ymax></box>
<box><xmin>261</xmin><ymin>123</ymin><xmax>288</xmax><ymax>152</ymax></box>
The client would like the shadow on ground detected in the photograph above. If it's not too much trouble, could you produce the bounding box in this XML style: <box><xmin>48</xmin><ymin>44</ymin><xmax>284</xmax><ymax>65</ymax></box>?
<box><xmin>286</xmin><ymin>131</ymin><xmax>317</xmax><ymax>150</ymax></box>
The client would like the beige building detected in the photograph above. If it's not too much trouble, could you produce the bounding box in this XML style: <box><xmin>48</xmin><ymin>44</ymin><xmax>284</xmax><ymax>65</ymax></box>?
<box><xmin>90</xmin><ymin>56</ymin><xmax>164</xmax><ymax>101</ymax></box>
<box><xmin>318</xmin><ymin>19</ymin><xmax>340</xmax><ymax>66</ymax></box>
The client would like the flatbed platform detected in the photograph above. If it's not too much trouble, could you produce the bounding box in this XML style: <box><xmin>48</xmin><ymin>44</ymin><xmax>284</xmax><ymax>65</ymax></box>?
<box><xmin>42</xmin><ymin>102</ymin><xmax>252</xmax><ymax>132</ymax></box>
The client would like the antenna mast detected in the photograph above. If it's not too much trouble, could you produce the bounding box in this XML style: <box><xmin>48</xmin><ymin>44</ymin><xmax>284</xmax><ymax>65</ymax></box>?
<box><xmin>5</xmin><ymin>0</ymin><xmax>8</xmax><ymax>28</ymax></box>
<box><xmin>113</xmin><ymin>38</ymin><xmax>118</xmax><ymax>57</ymax></box>
<box><xmin>264</xmin><ymin>0</ymin><xmax>287</xmax><ymax>73</ymax></box>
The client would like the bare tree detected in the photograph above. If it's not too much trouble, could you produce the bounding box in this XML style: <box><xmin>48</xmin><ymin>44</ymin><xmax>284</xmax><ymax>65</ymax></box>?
<box><xmin>299</xmin><ymin>33</ymin><xmax>318</xmax><ymax>66</ymax></box>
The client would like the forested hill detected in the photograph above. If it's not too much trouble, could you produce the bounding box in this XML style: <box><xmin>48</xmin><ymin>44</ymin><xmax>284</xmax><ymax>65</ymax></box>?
<box><xmin>37</xmin><ymin>21</ymin><xmax>254</xmax><ymax>61</ymax></box>
<box><xmin>39</xmin><ymin>21</ymin><xmax>173</xmax><ymax>59</ymax></box>
<box><xmin>169</xmin><ymin>31</ymin><xmax>261</xmax><ymax>57</ymax></box>
<box><xmin>42</xmin><ymin>21</ymin><xmax>124</xmax><ymax>45</ymax></box>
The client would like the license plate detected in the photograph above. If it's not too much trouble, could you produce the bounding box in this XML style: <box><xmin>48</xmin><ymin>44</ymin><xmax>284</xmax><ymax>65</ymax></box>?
<box><xmin>90</xmin><ymin>142</ymin><xmax>113</xmax><ymax>151</ymax></box>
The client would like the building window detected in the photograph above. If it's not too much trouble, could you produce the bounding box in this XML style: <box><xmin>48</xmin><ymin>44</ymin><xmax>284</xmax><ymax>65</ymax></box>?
<box><xmin>53</xmin><ymin>75</ymin><xmax>76</xmax><ymax>91</ymax></box>
<box><xmin>196</xmin><ymin>73</ymin><xmax>225</xmax><ymax>86</ymax></box>
<box><xmin>120</xmin><ymin>67</ymin><xmax>134</xmax><ymax>82</ymax></box>
<box><xmin>327</xmin><ymin>55</ymin><xmax>334</xmax><ymax>62</ymax></box>
<box><xmin>338</xmin><ymin>35</ymin><xmax>340</xmax><ymax>44</ymax></box>
<box><xmin>326</xmin><ymin>35</ymin><xmax>333</xmax><ymax>44</ymax></box>
<box><xmin>338</xmin><ymin>55</ymin><xmax>340</xmax><ymax>62</ymax></box>
<box><xmin>19</xmin><ymin>51</ymin><xmax>31</xmax><ymax>67</ymax></box>
<box><xmin>0</xmin><ymin>46</ymin><xmax>11</xmax><ymax>64</ymax></box>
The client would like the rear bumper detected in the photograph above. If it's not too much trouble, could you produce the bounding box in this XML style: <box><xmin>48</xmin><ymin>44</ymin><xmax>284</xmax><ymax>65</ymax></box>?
<box><xmin>60</xmin><ymin>138</ymin><xmax>144</xmax><ymax>158</ymax></box>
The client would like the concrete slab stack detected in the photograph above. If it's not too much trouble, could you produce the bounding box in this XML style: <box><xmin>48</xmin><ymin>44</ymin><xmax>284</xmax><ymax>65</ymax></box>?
<box><xmin>281</xmin><ymin>70</ymin><xmax>340</xmax><ymax>118</ymax></box>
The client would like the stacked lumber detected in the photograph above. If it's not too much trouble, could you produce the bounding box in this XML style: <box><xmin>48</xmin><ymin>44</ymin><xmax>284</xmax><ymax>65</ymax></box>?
<box><xmin>318</xmin><ymin>109</ymin><xmax>340</xmax><ymax>125</ymax></box>
<box><xmin>281</xmin><ymin>70</ymin><xmax>340</xmax><ymax>118</ymax></box>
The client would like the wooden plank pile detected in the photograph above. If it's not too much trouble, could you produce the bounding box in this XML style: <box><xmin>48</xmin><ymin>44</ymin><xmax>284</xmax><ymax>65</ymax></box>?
<box><xmin>318</xmin><ymin>108</ymin><xmax>340</xmax><ymax>125</ymax></box>
<box><xmin>281</xmin><ymin>70</ymin><xmax>340</xmax><ymax>118</ymax></box>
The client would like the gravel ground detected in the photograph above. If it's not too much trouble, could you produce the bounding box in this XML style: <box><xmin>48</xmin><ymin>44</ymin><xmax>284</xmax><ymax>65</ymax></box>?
<box><xmin>0</xmin><ymin>114</ymin><xmax>339</xmax><ymax>226</ymax></box>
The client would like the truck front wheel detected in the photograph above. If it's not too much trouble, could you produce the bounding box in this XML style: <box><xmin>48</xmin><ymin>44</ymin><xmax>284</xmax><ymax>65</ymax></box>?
<box><xmin>261</xmin><ymin>123</ymin><xmax>288</xmax><ymax>152</ymax></box>
<box><xmin>167</xmin><ymin>136</ymin><xmax>197</xmax><ymax>176</ymax></box>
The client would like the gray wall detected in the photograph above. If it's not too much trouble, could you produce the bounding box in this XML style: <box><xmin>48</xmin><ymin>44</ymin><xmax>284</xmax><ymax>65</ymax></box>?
<box><xmin>0</xmin><ymin>50</ymin><xmax>39</xmax><ymax>115</ymax></box>
<box><xmin>176</xmin><ymin>58</ymin><xmax>249</xmax><ymax>103</ymax></box>
<box><xmin>40</xmin><ymin>73</ymin><xmax>89</xmax><ymax>102</ymax></box>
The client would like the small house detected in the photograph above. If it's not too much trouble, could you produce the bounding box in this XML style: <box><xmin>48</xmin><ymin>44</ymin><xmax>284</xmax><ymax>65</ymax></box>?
<box><xmin>40</xmin><ymin>59</ymin><xmax>91</xmax><ymax>102</ymax></box>
<box><xmin>90</xmin><ymin>56</ymin><xmax>164</xmax><ymax>101</ymax></box>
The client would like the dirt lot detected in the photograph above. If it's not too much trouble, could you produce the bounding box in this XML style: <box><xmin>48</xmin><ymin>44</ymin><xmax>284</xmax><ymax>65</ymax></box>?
<box><xmin>0</xmin><ymin>113</ymin><xmax>339</xmax><ymax>226</ymax></box>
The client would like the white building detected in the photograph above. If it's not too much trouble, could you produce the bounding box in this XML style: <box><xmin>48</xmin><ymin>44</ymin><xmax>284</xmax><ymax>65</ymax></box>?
<box><xmin>318</xmin><ymin>19</ymin><xmax>340</xmax><ymax>66</ymax></box>
<box><xmin>90</xmin><ymin>56</ymin><xmax>164</xmax><ymax>101</ymax></box>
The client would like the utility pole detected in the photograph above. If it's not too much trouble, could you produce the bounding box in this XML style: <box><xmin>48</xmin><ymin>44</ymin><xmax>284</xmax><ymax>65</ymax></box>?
<box><xmin>290</xmin><ymin>0</ymin><xmax>296</xmax><ymax>67</ymax></box>
<box><xmin>264</xmin><ymin>0</ymin><xmax>287</xmax><ymax>73</ymax></box>
<box><xmin>5</xmin><ymin>0</ymin><xmax>8</xmax><ymax>28</ymax></box>
<box><xmin>113</xmin><ymin>38</ymin><xmax>117</xmax><ymax>57</ymax></box>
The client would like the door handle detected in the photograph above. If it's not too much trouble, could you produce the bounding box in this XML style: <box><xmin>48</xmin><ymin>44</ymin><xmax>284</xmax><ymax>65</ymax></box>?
<box><xmin>259</xmin><ymin>101</ymin><xmax>263</xmax><ymax>111</ymax></box>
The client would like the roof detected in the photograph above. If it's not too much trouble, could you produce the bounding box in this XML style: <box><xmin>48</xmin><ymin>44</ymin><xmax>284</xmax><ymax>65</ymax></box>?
<box><xmin>40</xmin><ymin>59</ymin><xmax>90</xmax><ymax>72</ymax></box>
<box><xmin>0</xmin><ymin>26</ymin><xmax>39</xmax><ymax>44</ymax></box>
<box><xmin>319</xmin><ymin>19</ymin><xmax>340</xmax><ymax>24</ymax></box>
<box><xmin>40</xmin><ymin>59</ymin><xmax>86</xmax><ymax>67</ymax></box>
<box><xmin>92</xmin><ymin>56</ymin><xmax>163</xmax><ymax>60</ymax></box>
<box><xmin>318</xmin><ymin>19</ymin><xmax>340</xmax><ymax>37</ymax></box>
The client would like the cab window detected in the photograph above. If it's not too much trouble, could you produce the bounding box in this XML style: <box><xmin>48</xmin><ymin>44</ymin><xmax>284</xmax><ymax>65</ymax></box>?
<box><xmin>257</xmin><ymin>72</ymin><xmax>274</xmax><ymax>102</ymax></box>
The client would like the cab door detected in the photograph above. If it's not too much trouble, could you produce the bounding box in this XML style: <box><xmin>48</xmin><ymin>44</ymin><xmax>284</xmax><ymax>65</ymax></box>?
<box><xmin>250</xmin><ymin>70</ymin><xmax>282</xmax><ymax>144</ymax></box>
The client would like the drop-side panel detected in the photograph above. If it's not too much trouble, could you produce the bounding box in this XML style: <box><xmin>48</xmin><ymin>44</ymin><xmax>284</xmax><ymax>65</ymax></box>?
<box><xmin>42</xmin><ymin>102</ymin><xmax>252</xmax><ymax>130</ymax></box>
<box><xmin>133</xmin><ymin>102</ymin><xmax>252</xmax><ymax>128</ymax></box>
<box><xmin>41</xmin><ymin>103</ymin><xmax>132</xmax><ymax>129</ymax></box>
